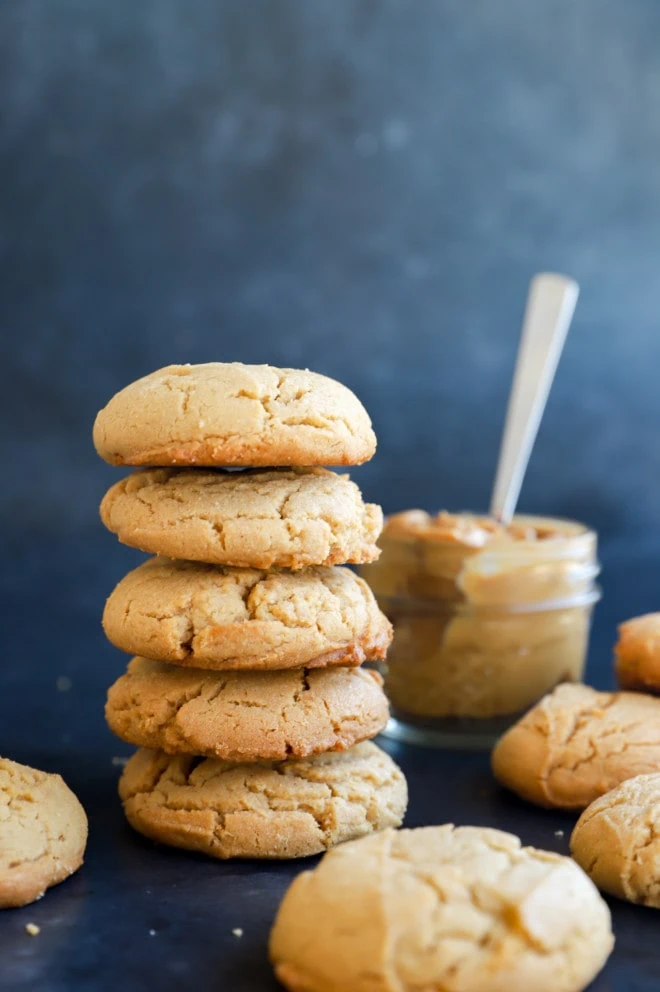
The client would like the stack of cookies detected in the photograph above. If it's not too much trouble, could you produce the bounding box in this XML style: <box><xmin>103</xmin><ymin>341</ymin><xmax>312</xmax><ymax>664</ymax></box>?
<box><xmin>94</xmin><ymin>363</ymin><xmax>407</xmax><ymax>860</ymax></box>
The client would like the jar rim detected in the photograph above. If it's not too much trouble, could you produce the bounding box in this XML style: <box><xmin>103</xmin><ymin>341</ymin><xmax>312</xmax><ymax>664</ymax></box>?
<box><xmin>380</xmin><ymin>512</ymin><xmax>597</xmax><ymax>560</ymax></box>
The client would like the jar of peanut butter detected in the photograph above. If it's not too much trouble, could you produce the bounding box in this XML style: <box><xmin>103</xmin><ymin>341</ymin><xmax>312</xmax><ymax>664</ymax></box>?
<box><xmin>360</xmin><ymin>511</ymin><xmax>600</xmax><ymax>748</ymax></box>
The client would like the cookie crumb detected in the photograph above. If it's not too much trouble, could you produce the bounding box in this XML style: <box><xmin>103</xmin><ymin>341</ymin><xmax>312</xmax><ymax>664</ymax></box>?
<box><xmin>554</xmin><ymin>830</ymin><xmax>565</xmax><ymax>838</ymax></box>
<box><xmin>111</xmin><ymin>756</ymin><xmax>128</xmax><ymax>767</ymax></box>
<box><xmin>25</xmin><ymin>923</ymin><xmax>40</xmax><ymax>936</ymax></box>
<box><xmin>56</xmin><ymin>676</ymin><xmax>72</xmax><ymax>692</ymax></box>
<box><xmin>149</xmin><ymin>929</ymin><xmax>156</xmax><ymax>936</ymax></box>
<box><xmin>232</xmin><ymin>928</ymin><xmax>243</xmax><ymax>938</ymax></box>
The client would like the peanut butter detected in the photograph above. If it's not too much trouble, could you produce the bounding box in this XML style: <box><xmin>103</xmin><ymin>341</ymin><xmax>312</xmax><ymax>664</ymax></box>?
<box><xmin>360</xmin><ymin>511</ymin><xmax>599</xmax><ymax>736</ymax></box>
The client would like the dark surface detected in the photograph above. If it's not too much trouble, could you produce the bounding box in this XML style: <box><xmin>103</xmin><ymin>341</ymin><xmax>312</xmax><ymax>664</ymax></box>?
<box><xmin>1</xmin><ymin>547</ymin><xmax>660</xmax><ymax>992</ymax></box>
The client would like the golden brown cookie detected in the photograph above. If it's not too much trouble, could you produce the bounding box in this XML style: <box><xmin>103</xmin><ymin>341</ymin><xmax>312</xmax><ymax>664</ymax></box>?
<box><xmin>492</xmin><ymin>683</ymin><xmax>660</xmax><ymax>809</ymax></box>
<box><xmin>93</xmin><ymin>363</ymin><xmax>376</xmax><ymax>467</ymax></box>
<box><xmin>100</xmin><ymin>468</ymin><xmax>382</xmax><ymax>570</ymax></box>
<box><xmin>571</xmin><ymin>773</ymin><xmax>660</xmax><ymax>906</ymax></box>
<box><xmin>103</xmin><ymin>558</ymin><xmax>391</xmax><ymax>671</ymax></box>
<box><xmin>615</xmin><ymin>613</ymin><xmax>660</xmax><ymax>692</ymax></box>
<box><xmin>103</xmin><ymin>558</ymin><xmax>392</xmax><ymax>671</ymax></box>
<box><xmin>269</xmin><ymin>825</ymin><xmax>614</xmax><ymax>992</ymax></box>
<box><xmin>119</xmin><ymin>742</ymin><xmax>407</xmax><ymax>860</ymax></box>
<box><xmin>106</xmin><ymin>658</ymin><xmax>389</xmax><ymax>761</ymax></box>
<box><xmin>0</xmin><ymin>757</ymin><xmax>88</xmax><ymax>909</ymax></box>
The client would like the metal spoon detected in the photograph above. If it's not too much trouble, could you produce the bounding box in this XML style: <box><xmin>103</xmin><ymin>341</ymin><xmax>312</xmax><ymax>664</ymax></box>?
<box><xmin>489</xmin><ymin>272</ymin><xmax>579</xmax><ymax>525</ymax></box>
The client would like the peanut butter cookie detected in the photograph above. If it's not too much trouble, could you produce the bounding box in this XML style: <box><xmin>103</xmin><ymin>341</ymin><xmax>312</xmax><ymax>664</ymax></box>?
<box><xmin>100</xmin><ymin>468</ymin><xmax>382</xmax><ymax>570</ymax></box>
<box><xmin>269</xmin><ymin>825</ymin><xmax>613</xmax><ymax>992</ymax></box>
<box><xmin>492</xmin><ymin>683</ymin><xmax>660</xmax><ymax>809</ymax></box>
<box><xmin>106</xmin><ymin>658</ymin><xmax>389</xmax><ymax>761</ymax></box>
<box><xmin>615</xmin><ymin>613</ymin><xmax>660</xmax><ymax>692</ymax></box>
<box><xmin>0</xmin><ymin>757</ymin><xmax>88</xmax><ymax>909</ymax></box>
<box><xmin>103</xmin><ymin>558</ymin><xmax>391</xmax><ymax>671</ymax></box>
<box><xmin>571</xmin><ymin>773</ymin><xmax>660</xmax><ymax>906</ymax></box>
<box><xmin>119</xmin><ymin>742</ymin><xmax>407</xmax><ymax>860</ymax></box>
<box><xmin>93</xmin><ymin>363</ymin><xmax>376</xmax><ymax>467</ymax></box>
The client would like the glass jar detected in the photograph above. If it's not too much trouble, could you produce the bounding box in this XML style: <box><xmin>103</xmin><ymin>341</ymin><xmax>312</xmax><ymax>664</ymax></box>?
<box><xmin>360</xmin><ymin>511</ymin><xmax>600</xmax><ymax>748</ymax></box>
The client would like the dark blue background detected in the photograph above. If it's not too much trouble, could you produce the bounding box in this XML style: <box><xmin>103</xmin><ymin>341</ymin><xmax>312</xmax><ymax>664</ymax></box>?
<box><xmin>3</xmin><ymin>0</ymin><xmax>660</xmax><ymax>673</ymax></box>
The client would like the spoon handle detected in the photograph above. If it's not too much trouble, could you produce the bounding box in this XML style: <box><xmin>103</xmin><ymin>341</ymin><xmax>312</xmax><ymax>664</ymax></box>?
<box><xmin>489</xmin><ymin>272</ymin><xmax>579</xmax><ymax>525</ymax></box>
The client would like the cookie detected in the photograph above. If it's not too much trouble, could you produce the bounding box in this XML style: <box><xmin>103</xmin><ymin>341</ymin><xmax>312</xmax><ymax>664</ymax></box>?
<box><xmin>0</xmin><ymin>757</ymin><xmax>88</xmax><ymax>909</ymax></box>
<box><xmin>492</xmin><ymin>683</ymin><xmax>660</xmax><ymax>809</ymax></box>
<box><xmin>100</xmin><ymin>468</ymin><xmax>382</xmax><ymax>570</ymax></box>
<box><xmin>93</xmin><ymin>363</ymin><xmax>376</xmax><ymax>467</ymax></box>
<box><xmin>615</xmin><ymin>613</ymin><xmax>660</xmax><ymax>692</ymax></box>
<box><xmin>106</xmin><ymin>658</ymin><xmax>389</xmax><ymax>761</ymax></box>
<box><xmin>103</xmin><ymin>558</ymin><xmax>392</xmax><ymax>671</ymax></box>
<box><xmin>571</xmin><ymin>773</ymin><xmax>660</xmax><ymax>906</ymax></box>
<box><xmin>269</xmin><ymin>825</ymin><xmax>613</xmax><ymax>992</ymax></box>
<box><xmin>119</xmin><ymin>742</ymin><xmax>407</xmax><ymax>860</ymax></box>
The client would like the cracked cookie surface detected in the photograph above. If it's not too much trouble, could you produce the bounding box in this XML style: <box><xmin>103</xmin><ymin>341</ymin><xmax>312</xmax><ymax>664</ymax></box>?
<box><xmin>119</xmin><ymin>742</ymin><xmax>407</xmax><ymax>859</ymax></box>
<box><xmin>492</xmin><ymin>683</ymin><xmax>660</xmax><ymax>809</ymax></box>
<box><xmin>100</xmin><ymin>467</ymin><xmax>382</xmax><ymax>570</ymax></box>
<box><xmin>93</xmin><ymin>363</ymin><xmax>376</xmax><ymax>467</ymax></box>
<box><xmin>571</xmin><ymin>773</ymin><xmax>660</xmax><ymax>906</ymax></box>
<box><xmin>103</xmin><ymin>558</ymin><xmax>392</xmax><ymax>671</ymax></box>
<box><xmin>0</xmin><ymin>757</ymin><xmax>88</xmax><ymax>909</ymax></box>
<box><xmin>105</xmin><ymin>658</ymin><xmax>389</xmax><ymax>761</ymax></box>
<box><xmin>269</xmin><ymin>824</ymin><xmax>613</xmax><ymax>992</ymax></box>
<box><xmin>615</xmin><ymin>612</ymin><xmax>660</xmax><ymax>692</ymax></box>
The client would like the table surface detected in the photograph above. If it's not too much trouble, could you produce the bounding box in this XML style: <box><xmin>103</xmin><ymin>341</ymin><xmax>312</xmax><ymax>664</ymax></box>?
<box><xmin>2</xmin><ymin>563</ymin><xmax>660</xmax><ymax>992</ymax></box>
